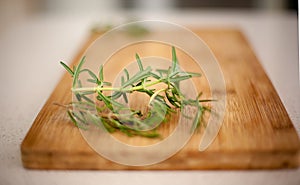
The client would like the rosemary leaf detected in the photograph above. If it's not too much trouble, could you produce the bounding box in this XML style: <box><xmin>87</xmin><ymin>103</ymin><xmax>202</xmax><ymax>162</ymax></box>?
<box><xmin>60</xmin><ymin>61</ymin><xmax>74</xmax><ymax>76</ymax></box>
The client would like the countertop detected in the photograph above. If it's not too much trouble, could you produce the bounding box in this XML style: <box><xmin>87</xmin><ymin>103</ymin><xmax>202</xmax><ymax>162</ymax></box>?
<box><xmin>0</xmin><ymin>10</ymin><xmax>299</xmax><ymax>185</ymax></box>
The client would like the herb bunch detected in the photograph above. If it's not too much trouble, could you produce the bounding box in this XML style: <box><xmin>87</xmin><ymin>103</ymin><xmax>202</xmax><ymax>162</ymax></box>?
<box><xmin>60</xmin><ymin>46</ymin><xmax>210</xmax><ymax>138</ymax></box>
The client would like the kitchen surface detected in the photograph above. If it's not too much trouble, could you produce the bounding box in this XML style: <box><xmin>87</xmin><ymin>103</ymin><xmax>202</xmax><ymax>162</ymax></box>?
<box><xmin>0</xmin><ymin>1</ymin><xmax>299</xmax><ymax>184</ymax></box>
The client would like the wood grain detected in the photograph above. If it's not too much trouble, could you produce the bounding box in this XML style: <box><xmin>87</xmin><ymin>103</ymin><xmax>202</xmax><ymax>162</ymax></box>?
<box><xmin>21</xmin><ymin>29</ymin><xmax>300</xmax><ymax>170</ymax></box>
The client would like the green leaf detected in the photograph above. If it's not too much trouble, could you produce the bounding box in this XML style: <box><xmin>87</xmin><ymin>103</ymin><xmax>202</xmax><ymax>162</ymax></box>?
<box><xmin>170</xmin><ymin>75</ymin><xmax>192</xmax><ymax>82</ymax></box>
<box><xmin>171</xmin><ymin>83</ymin><xmax>184</xmax><ymax>98</ymax></box>
<box><xmin>150</xmin><ymin>72</ymin><xmax>160</xmax><ymax>79</ymax></box>
<box><xmin>97</xmin><ymin>91</ymin><xmax>124</xmax><ymax>111</ymax></box>
<box><xmin>186</xmin><ymin>71</ymin><xmax>201</xmax><ymax>77</ymax></box>
<box><xmin>77</xmin><ymin>79</ymin><xmax>83</xmax><ymax>88</ymax></box>
<box><xmin>103</xmin><ymin>82</ymin><xmax>112</xmax><ymax>86</ymax></box>
<box><xmin>81</xmin><ymin>94</ymin><xmax>94</xmax><ymax>104</ymax></box>
<box><xmin>71</xmin><ymin>101</ymin><xmax>95</xmax><ymax>111</ymax></box>
<box><xmin>100</xmin><ymin>118</ymin><xmax>116</xmax><ymax>133</ymax></box>
<box><xmin>60</xmin><ymin>61</ymin><xmax>74</xmax><ymax>76</ymax></box>
<box><xmin>122</xmin><ymin>93</ymin><xmax>128</xmax><ymax>103</ymax></box>
<box><xmin>73</xmin><ymin>56</ymin><xmax>86</xmax><ymax>87</ymax></box>
<box><xmin>192</xmin><ymin>105</ymin><xmax>203</xmax><ymax>131</ymax></box>
<box><xmin>111</xmin><ymin>91</ymin><xmax>123</xmax><ymax>99</ymax></box>
<box><xmin>156</xmin><ymin>69</ymin><xmax>168</xmax><ymax>74</ymax></box>
<box><xmin>97</xmin><ymin>92</ymin><xmax>113</xmax><ymax>110</ymax></box>
<box><xmin>171</xmin><ymin>46</ymin><xmax>178</xmax><ymax>73</ymax></box>
<box><xmin>171</xmin><ymin>88</ymin><xmax>181</xmax><ymax>102</ymax></box>
<box><xmin>122</xmin><ymin>66</ymin><xmax>152</xmax><ymax>88</ymax></box>
<box><xmin>196</xmin><ymin>92</ymin><xmax>203</xmax><ymax>99</ymax></box>
<box><xmin>67</xmin><ymin>110</ymin><xmax>87</xmax><ymax>130</ymax></box>
<box><xmin>121</xmin><ymin>76</ymin><xmax>125</xmax><ymax>85</ymax></box>
<box><xmin>75</xmin><ymin>93</ymin><xmax>81</xmax><ymax>101</ymax></box>
<box><xmin>87</xmin><ymin>79</ymin><xmax>98</xmax><ymax>84</ymax></box>
<box><xmin>73</xmin><ymin>111</ymin><xmax>87</xmax><ymax>124</ymax></box>
<box><xmin>165</xmin><ymin>91</ymin><xmax>180</xmax><ymax>108</ymax></box>
<box><xmin>81</xmin><ymin>69</ymin><xmax>99</xmax><ymax>84</ymax></box>
<box><xmin>136</xmin><ymin>53</ymin><xmax>144</xmax><ymax>71</ymax></box>
<box><xmin>99</xmin><ymin>65</ymin><xmax>104</xmax><ymax>81</ymax></box>
<box><xmin>138</xmin><ymin>131</ymin><xmax>160</xmax><ymax>138</ymax></box>
<box><xmin>124</xmin><ymin>68</ymin><xmax>129</xmax><ymax>80</ymax></box>
<box><xmin>67</xmin><ymin>110</ymin><xmax>78</xmax><ymax>126</ymax></box>
<box><xmin>136</xmin><ymin>88</ymin><xmax>154</xmax><ymax>97</ymax></box>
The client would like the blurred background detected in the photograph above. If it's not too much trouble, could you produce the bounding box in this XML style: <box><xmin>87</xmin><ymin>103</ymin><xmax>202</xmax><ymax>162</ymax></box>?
<box><xmin>0</xmin><ymin>0</ymin><xmax>297</xmax><ymax>31</ymax></box>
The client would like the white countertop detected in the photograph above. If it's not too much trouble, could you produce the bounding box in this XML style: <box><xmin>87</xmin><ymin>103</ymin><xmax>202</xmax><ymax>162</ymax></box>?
<box><xmin>0</xmin><ymin>10</ymin><xmax>299</xmax><ymax>185</ymax></box>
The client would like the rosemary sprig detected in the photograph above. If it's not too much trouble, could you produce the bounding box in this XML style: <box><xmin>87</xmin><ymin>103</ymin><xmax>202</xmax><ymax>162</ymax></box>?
<box><xmin>60</xmin><ymin>46</ymin><xmax>211</xmax><ymax>138</ymax></box>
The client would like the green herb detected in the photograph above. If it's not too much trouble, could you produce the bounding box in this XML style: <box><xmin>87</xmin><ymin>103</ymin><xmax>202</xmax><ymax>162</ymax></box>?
<box><xmin>60</xmin><ymin>46</ymin><xmax>211</xmax><ymax>138</ymax></box>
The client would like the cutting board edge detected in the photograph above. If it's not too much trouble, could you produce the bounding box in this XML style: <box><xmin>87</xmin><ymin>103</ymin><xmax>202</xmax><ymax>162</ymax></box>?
<box><xmin>21</xmin><ymin>145</ymin><xmax>300</xmax><ymax>170</ymax></box>
<box><xmin>21</xmin><ymin>155</ymin><xmax>300</xmax><ymax>170</ymax></box>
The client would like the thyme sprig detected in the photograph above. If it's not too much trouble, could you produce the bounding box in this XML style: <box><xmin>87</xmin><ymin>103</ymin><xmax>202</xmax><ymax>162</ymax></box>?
<box><xmin>60</xmin><ymin>46</ymin><xmax>211</xmax><ymax>138</ymax></box>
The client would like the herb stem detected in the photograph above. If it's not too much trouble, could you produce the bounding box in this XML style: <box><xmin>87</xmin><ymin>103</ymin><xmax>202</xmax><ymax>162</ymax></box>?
<box><xmin>72</xmin><ymin>79</ymin><xmax>163</xmax><ymax>93</ymax></box>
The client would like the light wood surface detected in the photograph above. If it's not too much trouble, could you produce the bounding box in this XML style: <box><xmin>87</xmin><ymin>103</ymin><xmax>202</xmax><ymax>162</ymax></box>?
<box><xmin>21</xmin><ymin>29</ymin><xmax>300</xmax><ymax>170</ymax></box>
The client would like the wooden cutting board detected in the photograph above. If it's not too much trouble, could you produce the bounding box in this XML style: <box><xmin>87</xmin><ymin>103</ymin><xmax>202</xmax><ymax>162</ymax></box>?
<box><xmin>21</xmin><ymin>28</ymin><xmax>300</xmax><ymax>170</ymax></box>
